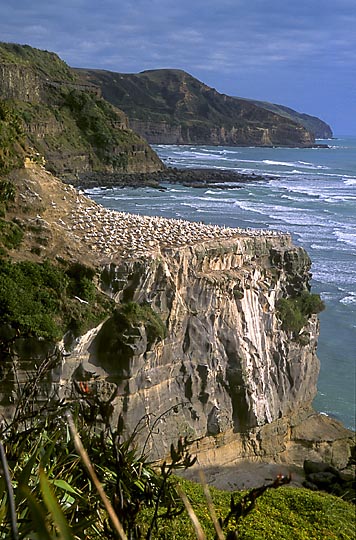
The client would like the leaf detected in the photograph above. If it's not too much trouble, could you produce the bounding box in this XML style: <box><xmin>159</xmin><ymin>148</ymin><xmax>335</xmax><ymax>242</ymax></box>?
<box><xmin>41</xmin><ymin>431</ymin><xmax>61</xmax><ymax>472</ymax></box>
<box><xmin>39</xmin><ymin>468</ymin><xmax>76</xmax><ymax>540</ymax></box>
<box><xmin>16</xmin><ymin>447</ymin><xmax>40</xmax><ymax>502</ymax></box>
<box><xmin>19</xmin><ymin>485</ymin><xmax>53</xmax><ymax>540</ymax></box>
<box><xmin>53</xmin><ymin>479</ymin><xmax>83</xmax><ymax>498</ymax></box>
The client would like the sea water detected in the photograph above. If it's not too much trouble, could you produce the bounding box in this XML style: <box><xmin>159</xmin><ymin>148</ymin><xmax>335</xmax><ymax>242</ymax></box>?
<box><xmin>86</xmin><ymin>137</ymin><xmax>356</xmax><ymax>430</ymax></box>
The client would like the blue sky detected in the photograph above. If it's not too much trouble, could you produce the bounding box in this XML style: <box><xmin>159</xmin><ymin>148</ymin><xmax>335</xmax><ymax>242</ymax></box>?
<box><xmin>1</xmin><ymin>0</ymin><xmax>355</xmax><ymax>135</ymax></box>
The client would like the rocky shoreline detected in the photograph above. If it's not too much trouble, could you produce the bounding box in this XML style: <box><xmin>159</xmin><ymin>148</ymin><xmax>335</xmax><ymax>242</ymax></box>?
<box><xmin>62</xmin><ymin>167</ymin><xmax>273</xmax><ymax>190</ymax></box>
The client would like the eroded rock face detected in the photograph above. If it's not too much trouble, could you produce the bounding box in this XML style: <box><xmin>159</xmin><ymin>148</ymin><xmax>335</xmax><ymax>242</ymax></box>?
<box><xmin>1</xmin><ymin>221</ymin><xmax>353</xmax><ymax>466</ymax></box>
<box><xmin>129</xmin><ymin>119</ymin><xmax>313</xmax><ymax>147</ymax></box>
<box><xmin>59</xmin><ymin>235</ymin><xmax>327</xmax><ymax>460</ymax></box>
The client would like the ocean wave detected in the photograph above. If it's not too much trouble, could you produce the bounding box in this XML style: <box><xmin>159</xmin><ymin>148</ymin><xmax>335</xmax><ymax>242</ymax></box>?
<box><xmin>263</xmin><ymin>159</ymin><xmax>328</xmax><ymax>170</ymax></box>
<box><xmin>325</xmin><ymin>196</ymin><xmax>356</xmax><ymax>203</ymax></box>
<box><xmin>198</xmin><ymin>196</ymin><xmax>233</xmax><ymax>203</ymax></box>
<box><xmin>310</xmin><ymin>243</ymin><xmax>339</xmax><ymax>251</ymax></box>
<box><xmin>84</xmin><ymin>187</ymin><xmax>108</xmax><ymax>194</ymax></box>
<box><xmin>280</xmin><ymin>194</ymin><xmax>311</xmax><ymax>202</ymax></box>
<box><xmin>333</xmin><ymin>229</ymin><xmax>356</xmax><ymax>247</ymax></box>
<box><xmin>340</xmin><ymin>293</ymin><xmax>356</xmax><ymax>305</ymax></box>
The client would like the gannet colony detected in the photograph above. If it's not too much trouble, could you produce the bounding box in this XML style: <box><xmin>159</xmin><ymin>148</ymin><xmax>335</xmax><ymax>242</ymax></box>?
<box><xmin>53</xmin><ymin>189</ymin><xmax>288</xmax><ymax>260</ymax></box>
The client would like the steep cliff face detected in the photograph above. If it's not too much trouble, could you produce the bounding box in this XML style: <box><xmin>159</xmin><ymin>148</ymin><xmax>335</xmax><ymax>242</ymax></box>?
<box><xmin>0</xmin><ymin>63</ymin><xmax>42</xmax><ymax>102</ymax></box>
<box><xmin>76</xmin><ymin>68</ymin><xmax>317</xmax><ymax>147</ymax></box>
<box><xmin>59</xmin><ymin>236</ymin><xmax>324</xmax><ymax>461</ymax></box>
<box><xmin>240</xmin><ymin>98</ymin><xmax>333</xmax><ymax>139</ymax></box>
<box><xmin>128</xmin><ymin>119</ymin><xmax>313</xmax><ymax>147</ymax></box>
<box><xmin>1</xmin><ymin>165</ymin><xmax>352</xmax><ymax>469</ymax></box>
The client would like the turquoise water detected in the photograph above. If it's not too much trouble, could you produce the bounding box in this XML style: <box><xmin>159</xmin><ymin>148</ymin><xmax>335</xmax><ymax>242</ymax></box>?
<box><xmin>86</xmin><ymin>137</ymin><xmax>356</xmax><ymax>430</ymax></box>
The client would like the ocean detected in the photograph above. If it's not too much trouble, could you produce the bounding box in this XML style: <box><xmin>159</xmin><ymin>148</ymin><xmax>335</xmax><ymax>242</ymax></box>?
<box><xmin>85</xmin><ymin>137</ymin><xmax>356</xmax><ymax>430</ymax></box>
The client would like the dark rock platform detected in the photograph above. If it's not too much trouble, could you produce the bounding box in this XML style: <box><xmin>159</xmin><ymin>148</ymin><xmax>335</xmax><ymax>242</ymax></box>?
<box><xmin>63</xmin><ymin>167</ymin><xmax>273</xmax><ymax>190</ymax></box>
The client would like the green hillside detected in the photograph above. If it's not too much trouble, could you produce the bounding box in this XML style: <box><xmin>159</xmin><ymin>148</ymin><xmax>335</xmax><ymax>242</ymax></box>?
<box><xmin>76</xmin><ymin>67</ymin><xmax>319</xmax><ymax>147</ymax></box>
<box><xmin>0</xmin><ymin>42</ymin><xmax>163</xmax><ymax>176</ymax></box>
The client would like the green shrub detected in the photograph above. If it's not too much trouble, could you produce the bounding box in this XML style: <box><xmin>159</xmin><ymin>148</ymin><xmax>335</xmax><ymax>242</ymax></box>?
<box><xmin>277</xmin><ymin>291</ymin><xmax>325</xmax><ymax>336</ymax></box>
<box><xmin>0</xmin><ymin>101</ymin><xmax>26</xmax><ymax>174</ymax></box>
<box><xmin>0</xmin><ymin>259</ymin><xmax>112</xmax><ymax>342</ymax></box>
<box><xmin>65</xmin><ymin>262</ymin><xmax>96</xmax><ymax>302</ymax></box>
<box><xmin>0</xmin><ymin>218</ymin><xmax>23</xmax><ymax>249</ymax></box>
<box><xmin>0</xmin><ymin>391</ymin><xmax>354</xmax><ymax>540</ymax></box>
<box><xmin>0</xmin><ymin>179</ymin><xmax>15</xmax><ymax>205</ymax></box>
<box><xmin>0</xmin><ymin>42</ymin><xmax>74</xmax><ymax>81</ymax></box>
<box><xmin>114</xmin><ymin>301</ymin><xmax>166</xmax><ymax>345</ymax></box>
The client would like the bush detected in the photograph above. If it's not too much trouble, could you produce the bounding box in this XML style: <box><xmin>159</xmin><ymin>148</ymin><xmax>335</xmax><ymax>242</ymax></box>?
<box><xmin>0</xmin><ymin>179</ymin><xmax>15</xmax><ymax>205</ymax></box>
<box><xmin>0</xmin><ymin>101</ymin><xmax>26</xmax><ymax>174</ymax></box>
<box><xmin>0</xmin><ymin>218</ymin><xmax>23</xmax><ymax>249</ymax></box>
<box><xmin>0</xmin><ymin>259</ymin><xmax>112</xmax><ymax>342</ymax></box>
<box><xmin>277</xmin><ymin>291</ymin><xmax>325</xmax><ymax>336</ymax></box>
<box><xmin>66</xmin><ymin>262</ymin><xmax>97</xmax><ymax>302</ymax></box>
<box><xmin>114</xmin><ymin>301</ymin><xmax>166</xmax><ymax>345</ymax></box>
<box><xmin>0</xmin><ymin>385</ymin><xmax>353</xmax><ymax>540</ymax></box>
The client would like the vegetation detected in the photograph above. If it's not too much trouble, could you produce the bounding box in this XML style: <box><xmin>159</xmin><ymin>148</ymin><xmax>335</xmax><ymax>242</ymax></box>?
<box><xmin>0</xmin><ymin>219</ymin><xmax>23</xmax><ymax>249</ymax></box>
<box><xmin>76</xmin><ymin>68</ymin><xmax>320</xmax><ymax>146</ymax></box>
<box><xmin>0</xmin><ymin>42</ymin><xmax>162</xmax><ymax>177</ymax></box>
<box><xmin>0</xmin><ymin>395</ymin><xmax>354</xmax><ymax>539</ymax></box>
<box><xmin>276</xmin><ymin>290</ymin><xmax>325</xmax><ymax>337</ymax></box>
<box><xmin>0</xmin><ymin>367</ymin><xmax>354</xmax><ymax>540</ymax></box>
<box><xmin>0</xmin><ymin>179</ymin><xmax>15</xmax><ymax>206</ymax></box>
<box><xmin>62</xmin><ymin>88</ymin><xmax>143</xmax><ymax>170</ymax></box>
<box><xmin>0</xmin><ymin>259</ymin><xmax>112</xmax><ymax>344</ymax></box>
<box><xmin>0</xmin><ymin>102</ymin><xmax>26</xmax><ymax>175</ymax></box>
<box><xmin>0</xmin><ymin>41</ymin><xmax>74</xmax><ymax>81</ymax></box>
<box><xmin>113</xmin><ymin>301</ymin><xmax>167</xmax><ymax>345</ymax></box>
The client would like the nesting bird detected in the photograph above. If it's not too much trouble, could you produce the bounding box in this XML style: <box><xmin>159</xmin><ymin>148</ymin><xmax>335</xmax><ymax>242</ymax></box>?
<box><xmin>62</xmin><ymin>196</ymin><xmax>285</xmax><ymax>261</ymax></box>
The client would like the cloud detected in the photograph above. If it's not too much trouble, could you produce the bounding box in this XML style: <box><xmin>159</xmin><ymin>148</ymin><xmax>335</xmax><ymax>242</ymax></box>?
<box><xmin>0</xmin><ymin>0</ymin><xmax>355</xmax><ymax>132</ymax></box>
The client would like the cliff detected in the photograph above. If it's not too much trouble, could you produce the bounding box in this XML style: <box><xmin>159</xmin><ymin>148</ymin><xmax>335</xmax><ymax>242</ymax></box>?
<box><xmin>239</xmin><ymin>98</ymin><xmax>333</xmax><ymax>139</ymax></box>
<box><xmin>0</xmin><ymin>42</ymin><xmax>164</xmax><ymax>177</ymax></box>
<box><xmin>76</xmin><ymin>68</ymin><xmax>319</xmax><ymax>147</ymax></box>
<box><xmin>0</xmin><ymin>164</ymin><xmax>353</xmax><ymax>470</ymax></box>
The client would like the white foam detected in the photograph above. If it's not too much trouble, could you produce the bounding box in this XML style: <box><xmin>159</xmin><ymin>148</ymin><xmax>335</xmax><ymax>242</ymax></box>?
<box><xmin>310</xmin><ymin>243</ymin><xmax>337</xmax><ymax>251</ymax></box>
<box><xmin>340</xmin><ymin>294</ymin><xmax>356</xmax><ymax>305</ymax></box>
<box><xmin>334</xmin><ymin>229</ymin><xmax>356</xmax><ymax>247</ymax></box>
<box><xmin>198</xmin><ymin>196</ymin><xmax>232</xmax><ymax>204</ymax></box>
<box><xmin>325</xmin><ymin>196</ymin><xmax>356</xmax><ymax>203</ymax></box>
<box><xmin>263</xmin><ymin>159</ymin><xmax>299</xmax><ymax>167</ymax></box>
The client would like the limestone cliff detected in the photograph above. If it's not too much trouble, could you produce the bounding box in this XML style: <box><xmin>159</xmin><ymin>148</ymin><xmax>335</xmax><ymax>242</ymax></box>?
<box><xmin>61</xmin><ymin>236</ymin><xmax>316</xmax><ymax>431</ymax></box>
<box><xmin>59</xmin><ymin>235</ymin><xmax>353</xmax><ymax>467</ymax></box>
<box><xmin>238</xmin><ymin>98</ymin><xmax>333</xmax><ymax>139</ymax></box>
<box><xmin>0</xmin><ymin>165</ymin><xmax>353</xmax><ymax>470</ymax></box>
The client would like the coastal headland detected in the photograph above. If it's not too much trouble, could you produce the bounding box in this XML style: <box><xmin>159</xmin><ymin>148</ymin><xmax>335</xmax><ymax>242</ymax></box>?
<box><xmin>1</xmin><ymin>163</ymin><xmax>354</xmax><ymax>485</ymax></box>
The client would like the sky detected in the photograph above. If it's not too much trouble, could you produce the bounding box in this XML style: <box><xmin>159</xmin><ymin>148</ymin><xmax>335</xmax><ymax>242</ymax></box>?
<box><xmin>1</xmin><ymin>0</ymin><xmax>355</xmax><ymax>135</ymax></box>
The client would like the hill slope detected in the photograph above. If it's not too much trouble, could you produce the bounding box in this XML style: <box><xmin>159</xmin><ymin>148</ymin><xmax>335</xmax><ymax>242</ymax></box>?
<box><xmin>239</xmin><ymin>97</ymin><xmax>333</xmax><ymax>138</ymax></box>
<box><xmin>76</xmin><ymin>67</ymin><xmax>319</xmax><ymax>147</ymax></box>
<box><xmin>0</xmin><ymin>43</ymin><xmax>164</xmax><ymax>177</ymax></box>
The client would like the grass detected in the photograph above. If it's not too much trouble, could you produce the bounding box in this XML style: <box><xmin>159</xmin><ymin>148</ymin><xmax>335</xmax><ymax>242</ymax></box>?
<box><xmin>138</xmin><ymin>478</ymin><xmax>355</xmax><ymax>540</ymax></box>
<box><xmin>0</xmin><ymin>101</ymin><xmax>26</xmax><ymax>174</ymax></box>
<box><xmin>113</xmin><ymin>301</ymin><xmax>166</xmax><ymax>345</ymax></box>
<box><xmin>0</xmin><ymin>41</ymin><xmax>74</xmax><ymax>81</ymax></box>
